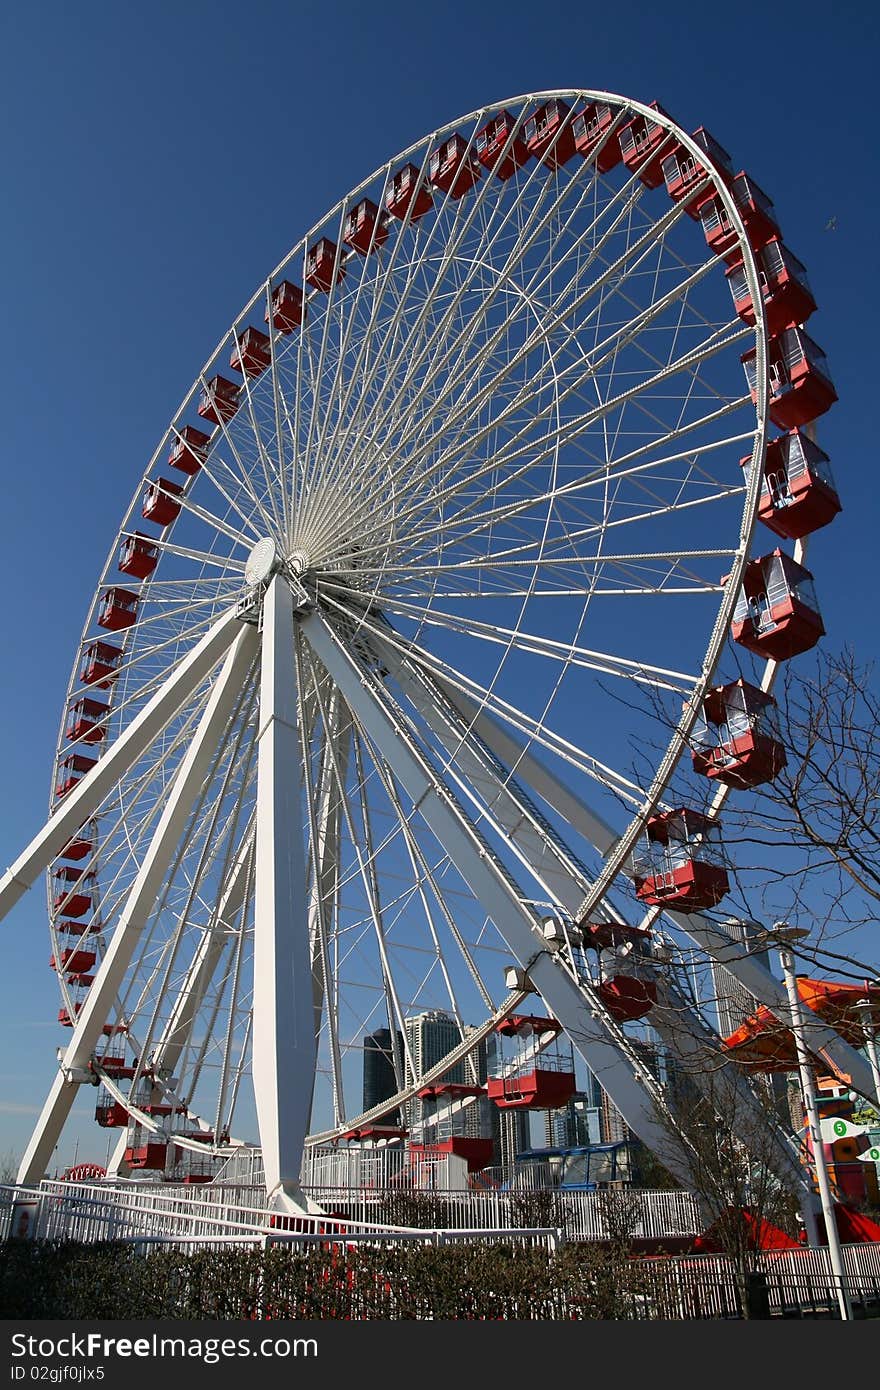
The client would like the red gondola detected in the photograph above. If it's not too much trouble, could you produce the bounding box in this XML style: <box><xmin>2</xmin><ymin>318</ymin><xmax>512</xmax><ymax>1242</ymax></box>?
<box><xmin>305</xmin><ymin>237</ymin><xmax>345</xmax><ymax>291</ymax></box>
<box><xmin>661</xmin><ymin>127</ymin><xmax>732</xmax><ymax>216</ymax></box>
<box><xmin>692</xmin><ymin>680</ymin><xmax>787</xmax><ymax>790</ymax></box>
<box><xmin>97</xmin><ymin>586</ymin><xmax>139</xmax><ymax>632</ymax></box>
<box><xmin>633</xmin><ymin>808</ymin><xmax>729</xmax><ymax>911</ymax></box>
<box><xmin>79</xmin><ymin>641</ymin><xmax>122</xmax><ymax>689</ymax></box>
<box><xmin>523</xmin><ymin>99</ymin><xmax>577</xmax><ymax>169</ymax></box>
<box><xmin>410</xmin><ymin>1082</ymin><xmax>493</xmax><ymax>1172</ymax></box>
<box><xmin>60</xmin><ymin>822</ymin><xmax>97</xmax><ymax>861</ymax></box>
<box><xmin>265</xmin><ymin>280</ymin><xmax>305</xmax><ymax>332</ymax></box>
<box><xmin>342</xmin><ymin>199</ymin><xmax>389</xmax><ymax>255</ymax></box>
<box><xmin>52</xmin><ymin>865</ymin><xmax>94</xmax><ymax>917</ymax></box>
<box><xmin>475</xmin><ymin>109</ymin><xmax>530</xmax><ymax>180</ymax></box>
<box><xmin>572</xmin><ymin>103</ymin><xmax>622</xmax><ymax>171</ymax></box>
<box><xmin>168</xmin><ymin>424</ymin><xmax>210</xmax><ymax>475</ymax></box>
<box><xmin>118</xmin><ymin>532</ymin><xmax>159</xmax><ymax>580</ymax></box>
<box><xmin>742</xmin><ymin>328</ymin><xmax>837</xmax><ymax>431</ymax></box>
<box><xmin>229</xmin><ymin>326</ymin><xmax>271</xmax><ymax>378</ymax></box>
<box><xmin>428</xmin><ymin>134</ymin><xmax>481</xmax><ymax>198</ymax></box>
<box><xmin>746</xmin><ymin>430</ymin><xmax>841</xmax><ymax>541</ymax></box>
<box><xmin>385</xmin><ymin>164</ymin><xmax>433</xmax><ymax>223</ymax></box>
<box><xmin>50</xmin><ymin>947</ymin><xmax>96</xmax><ymax>974</ymax></box>
<box><xmin>730</xmin><ymin>550</ymin><xmax>825</xmax><ymax>661</ymax></box>
<box><xmin>619</xmin><ymin>102</ymin><xmax>674</xmax><ymax>188</ymax></box>
<box><xmin>197</xmin><ymin>375</ymin><xmax>240</xmax><ymax>425</ymax></box>
<box><xmin>700</xmin><ymin>171</ymin><xmax>781</xmax><ymax>262</ymax></box>
<box><xmin>55</xmin><ymin>755</ymin><xmax>97</xmax><ymax>801</ymax></box>
<box><xmin>66</xmin><ymin>697</ymin><xmax>108</xmax><ymax>745</ymax></box>
<box><xmin>487</xmin><ymin>1015</ymin><xmax>576</xmax><ymax>1110</ymax></box>
<box><xmin>582</xmin><ymin>922</ymin><xmax>657</xmax><ymax>1023</ymax></box>
<box><xmin>142</xmin><ymin>478</ymin><xmax>183</xmax><ymax>526</ymax></box>
<box><xmin>726</xmin><ymin>238</ymin><xmax>817</xmax><ymax>335</ymax></box>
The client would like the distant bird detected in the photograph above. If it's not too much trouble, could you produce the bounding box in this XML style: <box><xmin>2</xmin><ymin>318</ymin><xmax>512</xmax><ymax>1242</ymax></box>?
<box><xmin>824</xmin><ymin>216</ymin><xmax>838</xmax><ymax>232</ymax></box>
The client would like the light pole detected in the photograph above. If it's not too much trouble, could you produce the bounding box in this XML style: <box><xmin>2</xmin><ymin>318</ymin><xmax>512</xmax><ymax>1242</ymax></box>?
<box><xmin>773</xmin><ymin>923</ymin><xmax>852</xmax><ymax>1322</ymax></box>
<box><xmin>853</xmin><ymin>987</ymin><xmax>880</xmax><ymax>1114</ymax></box>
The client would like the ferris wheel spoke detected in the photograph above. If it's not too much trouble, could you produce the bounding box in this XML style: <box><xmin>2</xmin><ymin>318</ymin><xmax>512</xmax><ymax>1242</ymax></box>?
<box><xmin>296</xmin><ymin>652</ymin><xmax>350</xmax><ymax>1128</ymax></box>
<box><xmin>331</xmin><ymin>124</ymin><xmax>654</xmax><ymax>489</ymax></box>
<box><xmin>227</xmin><ymin>328</ymin><xmax>287</xmax><ymax>539</ymax></box>
<box><xmin>324</xmin><ymin>589</ymin><xmax>697</xmax><ymax>693</ymax></box>
<box><xmin>120</xmin><ymin>669</ymin><xmax>260</xmax><ymax>1083</ymax></box>
<box><xmin>363</xmin><ymin>182</ymin><xmax>696</xmax><ymax>487</ymax></box>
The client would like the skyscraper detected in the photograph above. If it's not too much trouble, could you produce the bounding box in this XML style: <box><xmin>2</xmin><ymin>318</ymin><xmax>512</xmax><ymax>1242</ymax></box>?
<box><xmin>362</xmin><ymin>1027</ymin><xmax>404</xmax><ymax>1124</ymax></box>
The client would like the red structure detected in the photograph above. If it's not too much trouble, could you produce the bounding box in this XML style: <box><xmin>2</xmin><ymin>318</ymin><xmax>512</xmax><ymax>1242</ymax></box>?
<box><xmin>97</xmin><ymin>587</ymin><xmax>139</xmax><ymax>632</ymax></box>
<box><xmin>55</xmin><ymin>755</ymin><xmax>97</xmax><ymax>801</ymax></box>
<box><xmin>410</xmin><ymin>1083</ymin><xmax>493</xmax><ymax>1172</ymax></box>
<box><xmin>428</xmin><ymin>134</ymin><xmax>481</xmax><ymax>199</ymax></box>
<box><xmin>142</xmin><ymin>478</ymin><xmax>183</xmax><ymax>527</ymax></box>
<box><xmin>52</xmin><ymin>866</ymin><xmax>94</xmax><ymax>917</ymax></box>
<box><xmin>619</xmin><ymin>102</ymin><xmax>674</xmax><ymax>187</ymax></box>
<box><xmin>306</xmin><ymin>238</ymin><xmax>345</xmax><ymax>292</ymax></box>
<box><xmin>60</xmin><ymin>823</ymin><xmax>96</xmax><ymax>861</ymax></box>
<box><xmin>475</xmin><ymin>109</ymin><xmax>530</xmax><ymax>180</ymax></box>
<box><xmin>265</xmin><ymin>280</ymin><xmax>305</xmax><ymax>332</ymax></box>
<box><xmin>692</xmin><ymin>680</ymin><xmax>786</xmax><ymax>790</ymax></box>
<box><xmin>523</xmin><ymin>99</ymin><xmax>577</xmax><ymax>168</ymax></box>
<box><xmin>661</xmin><ymin>127</ymin><xmax>732</xmax><ymax>216</ymax></box>
<box><xmin>487</xmin><ymin>1015</ymin><xmax>576</xmax><ymax>1110</ymax></box>
<box><xmin>197</xmin><ymin>375</ymin><xmax>240</xmax><ymax>425</ymax></box>
<box><xmin>747</xmin><ymin>430</ymin><xmax>841</xmax><ymax>541</ymax></box>
<box><xmin>95</xmin><ymin>1098</ymin><xmax>129</xmax><ymax>1128</ymax></box>
<box><xmin>50</xmin><ymin>946</ymin><xmax>96</xmax><ymax>974</ymax></box>
<box><xmin>118</xmin><ymin>533</ymin><xmax>159</xmax><ymax>580</ymax></box>
<box><xmin>572</xmin><ymin>103</ymin><xmax>622</xmax><ymax>171</ymax></box>
<box><xmin>727</xmin><ymin>239</ymin><xmax>816</xmax><ymax>335</ymax></box>
<box><xmin>699</xmin><ymin>171</ymin><xmax>780</xmax><ymax>261</ymax></box>
<box><xmin>66</xmin><ymin>697</ymin><xmax>109</xmax><ymax>745</ymax></box>
<box><xmin>79</xmin><ymin>641</ymin><xmax>122</xmax><ymax>689</ymax></box>
<box><xmin>342</xmin><ymin>199</ymin><xmax>389</xmax><ymax>255</ymax></box>
<box><xmin>633</xmin><ymin>808</ymin><xmax>729</xmax><ymax>911</ymax></box>
<box><xmin>743</xmin><ymin>328</ymin><xmax>838</xmax><ymax>431</ymax></box>
<box><xmin>730</xmin><ymin>550</ymin><xmax>825</xmax><ymax>661</ymax></box>
<box><xmin>582</xmin><ymin>922</ymin><xmax>656</xmax><ymax>1022</ymax></box>
<box><xmin>385</xmin><ymin>164</ymin><xmax>433</xmax><ymax>223</ymax></box>
<box><xmin>229</xmin><ymin>326</ymin><xmax>271</xmax><ymax>379</ymax></box>
<box><xmin>168</xmin><ymin>425</ymin><xmax>210</xmax><ymax>475</ymax></box>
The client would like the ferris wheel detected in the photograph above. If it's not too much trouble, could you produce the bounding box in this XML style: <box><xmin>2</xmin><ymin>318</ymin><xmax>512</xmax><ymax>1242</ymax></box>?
<box><xmin>2</xmin><ymin>90</ymin><xmax>870</xmax><ymax>1213</ymax></box>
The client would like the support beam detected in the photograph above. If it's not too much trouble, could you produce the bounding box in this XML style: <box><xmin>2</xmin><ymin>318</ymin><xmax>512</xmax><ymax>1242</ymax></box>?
<box><xmin>252</xmin><ymin>576</ymin><xmax>317</xmax><ymax>1213</ymax></box>
<box><xmin>0</xmin><ymin>606</ymin><xmax>244</xmax><ymax>926</ymax></box>
<box><xmin>17</xmin><ymin>621</ymin><xmax>259</xmax><ymax>1186</ymax></box>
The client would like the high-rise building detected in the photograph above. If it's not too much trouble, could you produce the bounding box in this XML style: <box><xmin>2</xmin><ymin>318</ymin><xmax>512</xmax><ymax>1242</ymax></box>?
<box><xmin>404</xmin><ymin>1009</ymin><xmax>467</xmax><ymax>1086</ymax></box>
<box><xmin>362</xmin><ymin>1027</ymin><xmax>404</xmax><ymax>1124</ymax></box>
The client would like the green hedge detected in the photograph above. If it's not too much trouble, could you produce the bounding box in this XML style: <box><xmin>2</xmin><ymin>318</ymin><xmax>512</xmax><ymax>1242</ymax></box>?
<box><xmin>0</xmin><ymin>1239</ymin><xmax>658</xmax><ymax>1320</ymax></box>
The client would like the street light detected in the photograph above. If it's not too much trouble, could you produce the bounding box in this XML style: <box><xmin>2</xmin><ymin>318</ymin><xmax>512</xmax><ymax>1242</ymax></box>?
<box><xmin>853</xmin><ymin>986</ymin><xmax>880</xmax><ymax>1113</ymax></box>
<box><xmin>772</xmin><ymin>922</ymin><xmax>852</xmax><ymax>1322</ymax></box>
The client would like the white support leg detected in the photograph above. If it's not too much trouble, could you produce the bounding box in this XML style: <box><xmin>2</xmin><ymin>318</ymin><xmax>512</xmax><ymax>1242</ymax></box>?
<box><xmin>252</xmin><ymin>576</ymin><xmax>316</xmax><ymax>1213</ymax></box>
<box><xmin>0</xmin><ymin>606</ymin><xmax>244</xmax><ymax>927</ymax></box>
<box><xmin>300</xmin><ymin>609</ymin><xmax>698</xmax><ymax>1185</ymax></box>
<box><xmin>17</xmin><ymin>621</ymin><xmax>259</xmax><ymax>1186</ymax></box>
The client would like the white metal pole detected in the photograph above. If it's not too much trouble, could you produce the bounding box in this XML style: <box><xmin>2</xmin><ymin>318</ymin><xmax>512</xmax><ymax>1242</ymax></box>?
<box><xmin>252</xmin><ymin>574</ymin><xmax>317</xmax><ymax>1215</ymax></box>
<box><xmin>779</xmin><ymin>940</ymin><xmax>852</xmax><ymax>1321</ymax></box>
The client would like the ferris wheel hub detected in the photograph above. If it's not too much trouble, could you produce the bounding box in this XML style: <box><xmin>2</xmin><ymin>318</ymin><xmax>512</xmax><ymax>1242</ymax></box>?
<box><xmin>244</xmin><ymin>537</ymin><xmax>280</xmax><ymax>587</ymax></box>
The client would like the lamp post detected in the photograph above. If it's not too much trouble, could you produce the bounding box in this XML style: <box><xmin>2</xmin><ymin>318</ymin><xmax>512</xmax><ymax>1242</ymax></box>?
<box><xmin>773</xmin><ymin>923</ymin><xmax>852</xmax><ymax>1322</ymax></box>
<box><xmin>853</xmin><ymin>987</ymin><xmax>880</xmax><ymax>1113</ymax></box>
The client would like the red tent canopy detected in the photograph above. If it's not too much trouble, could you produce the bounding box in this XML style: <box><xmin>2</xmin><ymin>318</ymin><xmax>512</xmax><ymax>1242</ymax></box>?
<box><xmin>691</xmin><ymin>1206</ymin><xmax>802</xmax><ymax>1253</ymax></box>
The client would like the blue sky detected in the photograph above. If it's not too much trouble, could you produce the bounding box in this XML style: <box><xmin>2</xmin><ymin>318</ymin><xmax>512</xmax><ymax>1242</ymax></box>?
<box><xmin>0</xmin><ymin>0</ymin><xmax>876</xmax><ymax>1170</ymax></box>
